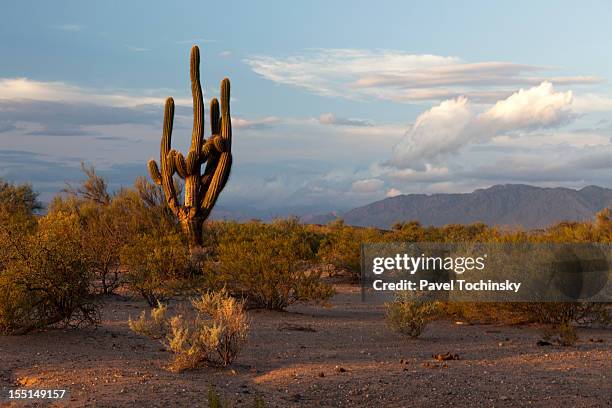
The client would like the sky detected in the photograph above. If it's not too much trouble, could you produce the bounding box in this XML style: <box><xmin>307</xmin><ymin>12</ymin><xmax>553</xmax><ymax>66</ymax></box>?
<box><xmin>1</xmin><ymin>0</ymin><xmax>612</xmax><ymax>217</ymax></box>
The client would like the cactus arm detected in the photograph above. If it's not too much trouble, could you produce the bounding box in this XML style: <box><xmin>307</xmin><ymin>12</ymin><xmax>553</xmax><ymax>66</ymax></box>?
<box><xmin>160</xmin><ymin>97</ymin><xmax>174</xmax><ymax>162</ymax></box>
<box><xmin>201</xmin><ymin>78</ymin><xmax>232</xmax><ymax>215</ymax></box>
<box><xmin>174</xmin><ymin>152</ymin><xmax>187</xmax><ymax>179</ymax></box>
<box><xmin>148</xmin><ymin>159</ymin><xmax>162</xmax><ymax>185</ymax></box>
<box><xmin>156</xmin><ymin>97</ymin><xmax>182</xmax><ymax>216</ymax></box>
<box><xmin>189</xmin><ymin>46</ymin><xmax>204</xmax><ymax>157</ymax></box>
<box><xmin>210</xmin><ymin>97</ymin><xmax>220</xmax><ymax>136</ymax></box>
<box><xmin>219</xmin><ymin>78</ymin><xmax>232</xmax><ymax>148</ymax></box>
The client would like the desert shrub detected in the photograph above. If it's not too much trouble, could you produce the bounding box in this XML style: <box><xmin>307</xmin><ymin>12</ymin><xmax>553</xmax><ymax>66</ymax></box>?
<box><xmin>0</xmin><ymin>178</ymin><xmax>42</xmax><ymax>215</ymax></box>
<box><xmin>542</xmin><ymin>322</ymin><xmax>578</xmax><ymax>346</ymax></box>
<box><xmin>208</xmin><ymin>218</ymin><xmax>334</xmax><ymax>310</ymax></box>
<box><xmin>50</xmin><ymin>197</ymin><xmax>125</xmax><ymax>295</ymax></box>
<box><xmin>0</xmin><ymin>211</ymin><xmax>98</xmax><ymax>334</ymax></box>
<box><xmin>55</xmin><ymin>166</ymin><xmax>188</xmax><ymax>302</ymax></box>
<box><xmin>129</xmin><ymin>290</ymin><xmax>249</xmax><ymax>371</ymax></box>
<box><xmin>62</xmin><ymin>162</ymin><xmax>111</xmax><ymax>205</ymax></box>
<box><xmin>128</xmin><ymin>302</ymin><xmax>169</xmax><ymax>339</ymax></box>
<box><xmin>386</xmin><ymin>293</ymin><xmax>442</xmax><ymax>338</ymax></box>
<box><xmin>120</xmin><ymin>231</ymin><xmax>193</xmax><ymax>306</ymax></box>
<box><xmin>317</xmin><ymin>219</ymin><xmax>382</xmax><ymax>280</ymax></box>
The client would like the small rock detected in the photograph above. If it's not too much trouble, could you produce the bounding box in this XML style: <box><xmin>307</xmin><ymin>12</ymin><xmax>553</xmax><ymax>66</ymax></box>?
<box><xmin>334</xmin><ymin>365</ymin><xmax>347</xmax><ymax>373</ymax></box>
<box><xmin>432</xmin><ymin>352</ymin><xmax>459</xmax><ymax>361</ymax></box>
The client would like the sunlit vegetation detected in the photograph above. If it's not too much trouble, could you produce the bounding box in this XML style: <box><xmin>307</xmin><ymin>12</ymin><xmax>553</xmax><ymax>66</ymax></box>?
<box><xmin>1</xmin><ymin>168</ymin><xmax>610</xmax><ymax>348</ymax></box>
<box><xmin>129</xmin><ymin>290</ymin><xmax>249</xmax><ymax>371</ymax></box>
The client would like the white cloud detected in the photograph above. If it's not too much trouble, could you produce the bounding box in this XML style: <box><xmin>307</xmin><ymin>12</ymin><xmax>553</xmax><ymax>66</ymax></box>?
<box><xmin>0</xmin><ymin>77</ymin><xmax>190</xmax><ymax>107</ymax></box>
<box><xmin>481</xmin><ymin>82</ymin><xmax>573</xmax><ymax>129</ymax></box>
<box><xmin>319</xmin><ymin>113</ymin><xmax>372</xmax><ymax>127</ymax></box>
<box><xmin>219</xmin><ymin>51</ymin><xmax>232</xmax><ymax>57</ymax></box>
<box><xmin>232</xmin><ymin>116</ymin><xmax>280</xmax><ymax>129</ymax></box>
<box><xmin>391</xmin><ymin>82</ymin><xmax>574</xmax><ymax>169</ymax></box>
<box><xmin>351</xmin><ymin>178</ymin><xmax>384</xmax><ymax>193</ymax></box>
<box><xmin>245</xmin><ymin>49</ymin><xmax>600</xmax><ymax>103</ymax></box>
<box><xmin>386</xmin><ymin>188</ymin><xmax>402</xmax><ymax>197</ymax></box>
<box><xmin>388</xmin><ymin>164</ymin><xmax>450</xmax><ymax>182</ymax></box>
<box><xmin>572</xmin><ymin>93</ymin><xmax>612</xmax><ymax>113</ymax></box>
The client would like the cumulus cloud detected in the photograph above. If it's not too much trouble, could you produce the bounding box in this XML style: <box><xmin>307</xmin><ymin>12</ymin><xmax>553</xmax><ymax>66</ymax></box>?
<box><xmin>572</xmin><ymin>93</ymin><xmax>612</xmax><ymax>113</ymax></box>
<box><xmin>245</xmin><ymin>49</ymin><xmax>599</xmax><ymax>103</ymax></box>
<box><xmin>319</xmin><ymin>113</ymin><xmax>372</xmax><ymax>127</ymax></box>
<box><xmin>391</xmin><ymin>82</ymin><xmax>574</xmax><ymax>169</ymax></box>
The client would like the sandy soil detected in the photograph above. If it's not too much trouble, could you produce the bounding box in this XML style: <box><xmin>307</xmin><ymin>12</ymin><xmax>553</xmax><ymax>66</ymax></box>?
<box><xmin>1</xmin><ymin>285</ymin><xmax>610</xmax><ymax>408</ymax></box>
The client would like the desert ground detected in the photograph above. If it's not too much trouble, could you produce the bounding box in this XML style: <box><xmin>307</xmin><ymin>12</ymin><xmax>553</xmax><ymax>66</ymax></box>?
<box><xmin>1</xmin><ymin>284</ymin><xmax>610</xmax><ymax>408</ymax></box>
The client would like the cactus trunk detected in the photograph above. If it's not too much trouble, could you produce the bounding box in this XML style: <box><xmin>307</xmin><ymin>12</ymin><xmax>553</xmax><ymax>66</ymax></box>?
<box><xmin>147</xmin><ymin>45</ymin><xmax>233</xmax><ymax>250</ymax></box>
<box><xmin>181</xmin><ymin>216</ymin><xmax>203</xmax><ymax>248</ymax></box>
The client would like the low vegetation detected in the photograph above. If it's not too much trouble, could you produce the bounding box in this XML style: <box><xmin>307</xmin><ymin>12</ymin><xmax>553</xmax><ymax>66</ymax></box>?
<box><xmin>0</xmin><ymin>185</ymin><xmax>98</xmax><ymax>334</ymax></box>
<box><xmin>206</xmin><ymin>218</ymin><xmax>334</xmax><ymax>310</ymax></box>
<box><xmin>129</xmin><ymin>290</ymin><xmax>249</xmax><ymax>371</ymax></box>
<box><xmin>385</xmin><ymin>293</ymin><xmax>442</xmax><ymax>338</ymax></box>
<box><xmin>1</xmin><ymin>169</ymin><xmax>610</xmax><ymax>349</ymax></box>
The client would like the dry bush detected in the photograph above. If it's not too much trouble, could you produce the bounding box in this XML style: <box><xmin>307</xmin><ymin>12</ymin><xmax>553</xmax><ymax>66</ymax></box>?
<box><xmin>129</xmin><ymin>290</ymin><xmax>249</xmax><ymax>371</ymax></box>
<box><xmin>128</xmin><ymin>302</ymin><xmax>169</xmax><ymax>339</ymax></box>
<box><xmin>386</xmin><ymin>293</ymin><xmax>442</xmax><ymax>338</ymax></box>
<box><xmin>208</xmin><ymin>218</ymin><xmax>334</xmax><ymax>310</ymax></box>
<box><xmin>0</xmin><ymin>211</ymin><xmax>99</xmax><ymax>334</ymax></box>
<box><xmin>120</xmin><ymin>231</ymin><xmax>193</xmax><ymax>307</ymax></box>
<box><xmin>542</xmin><ymin>322</ymin><xmax>578</xmax><ymax>346</ymax></box>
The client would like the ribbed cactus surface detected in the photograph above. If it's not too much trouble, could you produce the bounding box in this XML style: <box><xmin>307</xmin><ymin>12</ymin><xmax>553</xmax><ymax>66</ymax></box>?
<box><xmin>148</xmin><ymin>45</ymin><xmax>233</xmax><ymax>247</ymax></box>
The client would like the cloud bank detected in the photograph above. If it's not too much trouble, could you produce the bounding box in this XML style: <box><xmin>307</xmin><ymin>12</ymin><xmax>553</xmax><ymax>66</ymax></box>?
<box><xmin>245</xmin><ymin>49</ymin><xmax>599</xmax><ymax>103</ymax></box>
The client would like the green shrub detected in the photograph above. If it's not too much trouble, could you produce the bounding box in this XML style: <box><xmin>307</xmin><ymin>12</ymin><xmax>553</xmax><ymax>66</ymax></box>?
<box><xmin>120</xmin><ymin>231</ymin><xmax>193</xmax><ymax>306</ymax></box>
<box><xmin>386</xmin><ymin>293</ymin><xmax>441</xmax><ymax>338</ymax></box>
<box><xmin>0</xmin><ymin>211</ymin><xmax>98</xmax><ymax>334</ymax></box>
<box><xmin>208</xmin><ymin>218</ymin><xmax>334</xmax><ymax>310</ymax></box>
<box><xmin>129</xmin><ymin>290</ymin><xmax>250</xmax><ymax>371</ymax></box>
<box><xmin>0</xmin><ymin>178</ymin><xmax>42</xmax><ymax>215</ymax></box>
<box><xmin>317</xmin><ymin>219</ymin><xmax>382</xmax><ymax>279</ymax></box>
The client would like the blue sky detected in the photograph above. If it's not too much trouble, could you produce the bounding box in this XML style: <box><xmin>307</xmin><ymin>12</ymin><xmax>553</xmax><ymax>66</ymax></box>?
<box><xmin>1</xmin><ymin>1</ymin><xmax>612</xmax><ymax>217</ymax></box>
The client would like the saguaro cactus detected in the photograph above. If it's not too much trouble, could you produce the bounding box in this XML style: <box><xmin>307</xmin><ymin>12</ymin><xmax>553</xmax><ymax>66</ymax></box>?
<box><xmin>148</xmin><ymin>45</ymin><xmax>233</xmax><ymax>248</ymax></box>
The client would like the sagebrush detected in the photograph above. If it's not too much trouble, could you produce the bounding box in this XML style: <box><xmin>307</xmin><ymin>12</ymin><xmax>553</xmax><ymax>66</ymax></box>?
<box><xmin>129</xmin><ymin>290</ymin><xmax>249</xmax><ymax>371</ymax></box>
<box><xmin>386</xmin><ymin>293</ymin><xmax>442</xmax><ymax>338</ymax></box>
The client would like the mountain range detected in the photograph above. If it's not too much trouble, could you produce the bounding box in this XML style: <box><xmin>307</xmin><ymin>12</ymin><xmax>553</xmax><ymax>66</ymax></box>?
<box><xmin>303</xmin><ymin>184</ymin><xmax>612</xmax><ymax>229</ymax></box>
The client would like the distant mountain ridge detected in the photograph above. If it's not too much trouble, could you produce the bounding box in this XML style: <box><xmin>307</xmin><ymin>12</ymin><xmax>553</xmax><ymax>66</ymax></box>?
<box><xmin>305</xmin><ymin>184</ymin><xmax>612</xmax><ymax>229</ymax></box>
